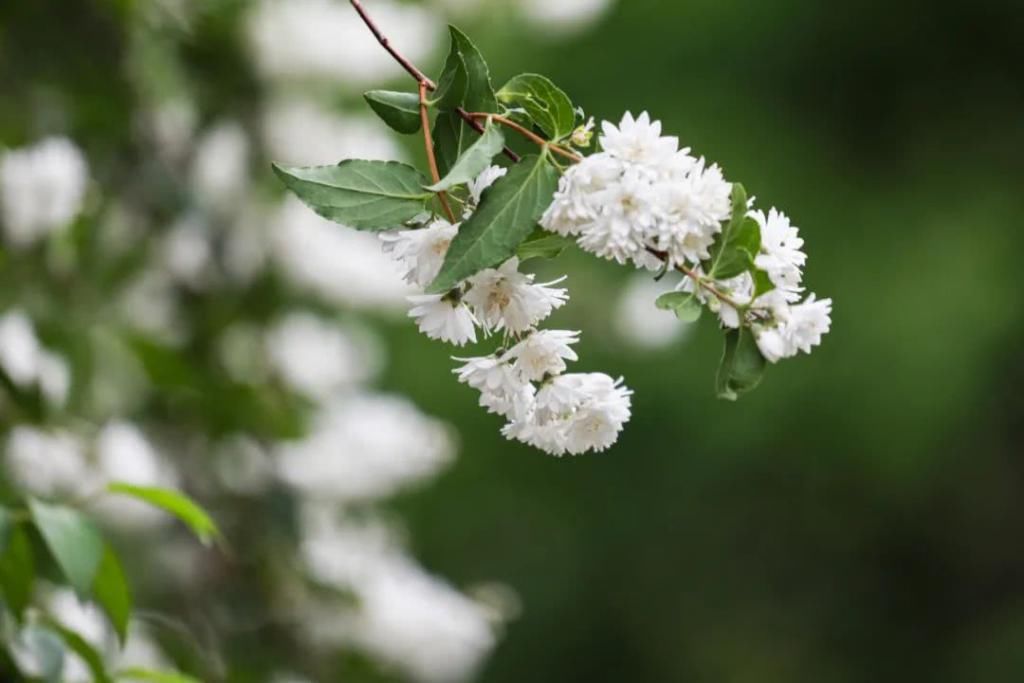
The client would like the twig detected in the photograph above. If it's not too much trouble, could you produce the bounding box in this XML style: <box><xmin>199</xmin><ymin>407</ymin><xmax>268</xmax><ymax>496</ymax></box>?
<box><xmin>349</xmin><ymin>0</ymin><xmax>520</xmax><ymax>163</ymax></box>
<box><xmin>420</xmin><ymin>82</ymin><xmax>456</xmax><ymax>222</ymax></box>
<box><xmin>467</xmin><ymin>112</ymin><xmax>581</xmax><ymax>162</ymax></box>
<box><xmin>645</xmin><ymin>247</ymin><xmax>743</xmax><ymax>309</ymax></box>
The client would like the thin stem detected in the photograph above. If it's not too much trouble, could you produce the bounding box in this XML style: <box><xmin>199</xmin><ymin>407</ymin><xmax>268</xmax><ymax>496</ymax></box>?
<box><xmin>468</xmin><ymin>113</ymin><xmax>582</xmax><ymax>162</ymax></box>
<box><xmin>645</xmin><ymin>247</ymin><xmax>743</xmax><ymax>309</ymax></box>
<box><xmin>420</xmin><ymin>81</ymin><xmax>456</xmax><ymax>222</ymax></box>
<box><xmin>350</xmin><ymin>0</ymin><xmax>435</xmax><ymax>87</ymax></box>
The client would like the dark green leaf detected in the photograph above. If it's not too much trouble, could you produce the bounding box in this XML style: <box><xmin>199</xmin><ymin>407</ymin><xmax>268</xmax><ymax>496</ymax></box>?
<box><xmin>428</xmin><ymin>153</ymin><xmax>559</xmax><ymax>293</ymax></box>
<box><xmin>707</xmin><ymin>183</ymin><xmax>753</xmax><ymax>279</ymax></box>
<box><xmin>92</xmin><ymin>545</ymin><xmax>132</xmax><ymax>643</ymax></box>
<box><xmin>45</xmin><ymin>618</ymin><xmax>112</xmax><ymax>683</ymax></box>
<box><xmin>432</xmin><ymin>110</ymin><xmax>466</xmax><ymax>178</ymax></box>
<box><xmin>29</xmin><ymin>499</ymin><xmax>103</xmax><ymax>597</ymax></box>
<box><xmin>716</xmin><ymin>328</ymin><xmax>767</xmax><ymax>401</ymax></box>
<box><xmin>433</xmin><ymin>26</ymin><xmax>496</xmax><ymax>113</ymax></box>
<box><xmin>116</xmin><ymin>668</ymin><xmax>202</xmax><ymax>683</ymax></box>
<box><xmin>107</xmin><ymin>484</ymin><xmax>219</xmax><ymax>546</ymax></box>
<box><xmin>0</xmin><ymin>523</ymin><xmax>35</xmax><ymax>619</ymax></box>
<box><xmin>516</xmin><ymin>228</ymin><xmax>573</xmax><ymax>262</ymax></box>
<box><xmin>497</xmin><ymin>73</ymin><xmax>575</xmax><ymax>140</ymax></box>
<box><xmin>654</xmin><ymin>291</ymin><xmax>702</xmax><ymax>322</ymax></box>
<box><xmin>363</xmin><ymin>90</ymin><xmax>421</xmax><ymax>134</ymax></box>
<box><xmin>426</xmin><ymin>121</ymin><xmax>505</xmax><ymax>192</ymax></box>
<box><xmin>273</xmin><ymin>160</ymin><xmax>431</xmax><ymax>230</ymax></box>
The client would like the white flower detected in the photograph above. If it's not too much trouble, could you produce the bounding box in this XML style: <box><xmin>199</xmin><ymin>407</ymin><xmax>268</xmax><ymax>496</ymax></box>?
<box><xmin>463</xmin><ymin>258</ymin><xmax>568</xmax><ymax>333</ymax></box>
<box><xmin>453</xmin><ymin>354</ymin><xmax>534</xmax><ymax>419</ymax></box>
<box><xmin>266</xmin><ymin>313</ymin><xmax>378</xmax><ymax>399</ymax></box>
<box><xmin>752</xmin><ymin>207</ymin><xmax>806</xmax><ymax>292</ymax></box>
<box><xmin>754</xmin><ymin>294</ymin><xmax>832</xmax><ymax>362</ymax></box>
<box><xmin>381</xmin><ymin>219</ymin><xmax>459</xmax><ymax>288</ymax></box>
<box><xmin>599</xmin><ymin>111</ymin><xmax>678</xmax><ymax>168</ymax></box>
<box><xmin>407</xmin><ymin>294</ymin><xmax>478</xmax><ymax>346</ymax></box>
<box><xmin>785</xmin><ymin>294</ymin><xmax>832</xmax><ymax>354</ymax></box>
<box><xmin>466</xmin><ymin>165</ymin><xmax>507</xmax><ymax>206</ymax></box>
<box><xmin>505</xmin><ymin>373</ymin><xmax>632</xmax><ymax>456</ymax></box>
<box><xmin>277</xmin><ymin>395</ymin><xmax>454</xmax><ymax>503</ymax></box>
<box><xmin>0</xmin><ymin>137</ymin><xmax>88</xmax><ymax>247</ymax></box>
<box><xmin>5</xmin><ymin>427</ymin><xmax>92</xmax><ymax>498</ymax></box>
<box><xmin>191</xmin><ymin>120</ymin><xmax>249</xmax><ymax>209</ymax></box>
<box><xmin>505</xmin><ymin>330</ymin><xmax>579</xmax><ymax>381</ymax></box>
<box><xmin>540</xmin><ymin>153</ymin><xmax>621</xmax><ymax>237</ymax></box>
<box><xmin>0</xmin><ymin>310</ymin><xmax>71</xmax><ymax>404</ymax></box>
<box><xmin>656</xmin><ymin>159</ymin><xmax>731</xmax><ymax>264</ymax></box>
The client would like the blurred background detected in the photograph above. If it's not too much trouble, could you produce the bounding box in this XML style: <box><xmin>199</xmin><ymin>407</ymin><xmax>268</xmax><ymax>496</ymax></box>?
<box><xmin>2</xmin><ymin>0</ymin><xmax>1024</xmax><ymax>681</ymax></box>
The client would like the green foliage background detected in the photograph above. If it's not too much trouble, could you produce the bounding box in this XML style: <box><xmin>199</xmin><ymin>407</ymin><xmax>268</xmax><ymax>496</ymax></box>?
<box><xmin>3</xmin><ymin>0</ymin><xmax>1024</xmax><ymax>681</ymax></box>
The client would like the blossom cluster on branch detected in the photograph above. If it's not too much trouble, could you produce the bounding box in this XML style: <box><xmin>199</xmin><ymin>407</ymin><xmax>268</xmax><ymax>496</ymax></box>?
<box><xmin>275</xmin><ymin>1</ymin><xmax>833</xmax><ymax>455</ymax></box>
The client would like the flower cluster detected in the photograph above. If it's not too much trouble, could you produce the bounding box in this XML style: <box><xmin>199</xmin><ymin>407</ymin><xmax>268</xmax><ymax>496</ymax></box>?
<box><xmin>543</xmin><ymin>112</ymin><xmax>831</xmax><ymax>364</ymax></box>
<box><xmin>380</xmin><ymin>167</ymin><xmax>633</xmax><ymax>456</ymax></box>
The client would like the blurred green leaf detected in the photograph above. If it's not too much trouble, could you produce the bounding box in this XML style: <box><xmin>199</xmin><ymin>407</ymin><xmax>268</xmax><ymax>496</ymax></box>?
<box><xmin>92</xmin><ymin>545</ymin><xmax>132</xmax><ymax>643</ymax></box>
<box><xmin>0</xmin><ymin>520</ymin><xmax>35</xmax><ymax>620</ymax></box>
<box><xmin>428</xmin><ymin>153</ymin><xmax>559</xmax><ymax>293</ymax></box>
<box><xmin>498</xmin><ymin>73</ymin><xmax>575</xmax><ymax>140</ymax></box>
<box><xmin>116</xmin><ymin>668</ymin><xmax>201</xmax><ymax>683</ymax></box>
<box><xmin>107</xmin><ymin>484</ymin><xmax>219</xmax><ymax>546</ymax></box>
<box><xmin>363</xmin><ymin>90</ymin><xmax>421</xmax><ymax>134</ymax></box>
<box><xmin>29</xmin><ymin>499</ymin><xmax>103</xmax><ymax>597</ymax></box>
<box><xmin>45</xmin><ymin>617</ymin><xmax>112</xmax><ymax>683</ymax></box>
<box><xmin>426</xmin><ymin>121</ymin><xmax>505</xmax><ymax>192</ymax></box>
<box><xmin>707</xmin><ymin>183</ymin><xmax>753</xmax><ymax>279</ymax></box>
<box><xmin>17</xmin><ymin>624</ymin><xmax>65</xmax><ymax>683</ymax></box>
<box><xmin>716</xmin><ymin>328</ymin><xmax>766</xmax><ymax>401</ymax></box>
<box><xmin>273</xmin><ymin>160</ymin><xmax>431</xmax><ymax>230</ymax></box>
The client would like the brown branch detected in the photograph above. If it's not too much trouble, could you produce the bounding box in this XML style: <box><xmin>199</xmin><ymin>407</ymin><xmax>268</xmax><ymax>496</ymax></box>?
<box><xmin>348</xmin><ymin>0</ymin><xmax>520</xmax><ymax>163</ymax></box>
<box><xmin>420</xmin><ymin>82</ymin><xmax>456</xmax><ymax>222</ymax></box>
<box><xmin>467</xmin><ymin>113</ymin><xmax>581</xmax><ymax>162</ymax></box>
<box><xmin>644</xmin><ymin>247</ymin><xmax>743</xmax><ymax>309</ymax></box>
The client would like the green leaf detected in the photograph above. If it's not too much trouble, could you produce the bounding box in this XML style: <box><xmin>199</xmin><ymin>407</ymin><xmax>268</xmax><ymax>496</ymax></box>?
<box><xmin>0</xmin><ymin>522</ymin><xmax>35</xmax><ymax>619</ymax></box>
<box><xmin>432</xmin><ymin>110</ymin><xmax>466</xmax><ymax>178</ymax></box>
<box><xmin>29</xmin><ymin>499</ymin><xmax>104</xmax><ymax>597</ymax></box>
<box><xmin>433</xmin><ymin>26</ymin><xmax>496</xmax><ymax>113</ymax></box>
<box><xmin>716</xmin><ymin>328</ymin><xmax>767</xmax><ymax>401</ymax></box>
<box><xmin>655</xmin><ymin>291</ymin><xmax>702</xmax><ymax>322</ymax></box>
<box><xmin>92</xmin><ymin>545</ymin><xmax>132</xmax><ymax>643</ymax></box>
<box><xmin>427</xmin><ymin>153</ymin><xmax>559</xmax><ymax>293</ymax></box>
<box><xmin>363</xmin><ymin>90</ymin><xmax>421</xmax><ymax>134</ymax></box>
<box><xmin>516</xmin><ymin>228</ymin><xmax>573</xmax><ymax>262</ymax></box>
<box><xmin>707</xmin><ymin>183</ymin><xmax>756</xmax><ymax>279</ymax></box>
<box><xmin>426</xmin><ymin>121</ymin><xmax>505</xmax><ymax>192</ymax></box>
<box><xmin>107</xmin><ymin>484</ymin><xmax>219</xmax><ymax>546</ymax></box>
<box><xmin>16</xmin><ymin>625</ymin><xmax>65</xmax><ymax>683</ymax></box>
<box><xmin>752</xmin><ymin>268</ymin><xmax>775</xmax><ymax>297</ymax></box>
<box><xmin>116</xmin><ymin>668</ymin><xmax>202</xmax><ymax>683</ymax></box>
<box><xmin>45</xmin><ymin>618</ymin><xmax>112</xmax><ymax>683</ymax></box>
<box><xmin>497</xmin><ymin>73</ymin><xmax>575</xmax><ymax>140</ymax></box>
<box><xmin>273</xmin><ymin>160</ymin><xmax>431</xmax><ymax>230</ymax></box>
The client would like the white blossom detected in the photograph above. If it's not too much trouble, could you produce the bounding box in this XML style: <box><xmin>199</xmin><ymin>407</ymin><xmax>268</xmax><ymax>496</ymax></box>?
<box><xmin>752</xmin><ymin>207</ymin><xmax>806</xmax><ymax>292</ymax></box>
<box><xmin>466</xmin><ymin>165</ymin><xmax>507</xmax><ymax>206</ymax></box>
<box><xmin>5</xmin><ymin>427</ymin><xmax>92</xmax><ymax>498</ymax></box>
<box><xmin>755</xmin><ymin>294</ymin><xmax>832</xmax><ymax>362</ymax></box>
<box><xmin>381</xmin><ymin>219</ymin><xmax>459</xmax><ymax>288</ymax></box>
<box><xmin>266</xmin><ymin>313</ymin><xmax>378</xmax><ymax>399</ymax></box>
<box><xmin>0</xmin><ymin>310</ymin><xmax>70</xmax><ymax>405</ymax></box>
<box><xmin>0</xmin><ymin>137</ymin><xmax>88</xmax><ymax>247</ymax></box>
<box><xmin>191</xmin><ymin>120</ymin><xmax>250</xmax><ymax>209</ymax></box>
<box><xmin>408</xmin><ymin>294</ymin><xmax>478</xmax><ymax>346</ymax></box>
<box><xmin>599</xmin><ymin>111</ymin><xmax>678</xmax><ymax>168</ymax></box>
<box><xmin>505</xmin><ymin>330</ymin><xmax>579</xmax><ymax>381</ymax></box>
<box><xmin>277</xmin><ymin>395</ymin><xmax>454</xmax><ymax>503</ymax></box>
<box><xmin>453</xmin><ymin>354</ymin><xmax>533</xmax><ymax>419</ymax></box>
<box><xmin>463</xmin><ymin>257</ymin><xmax>568</xmax><ymax>333</ymax></box>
